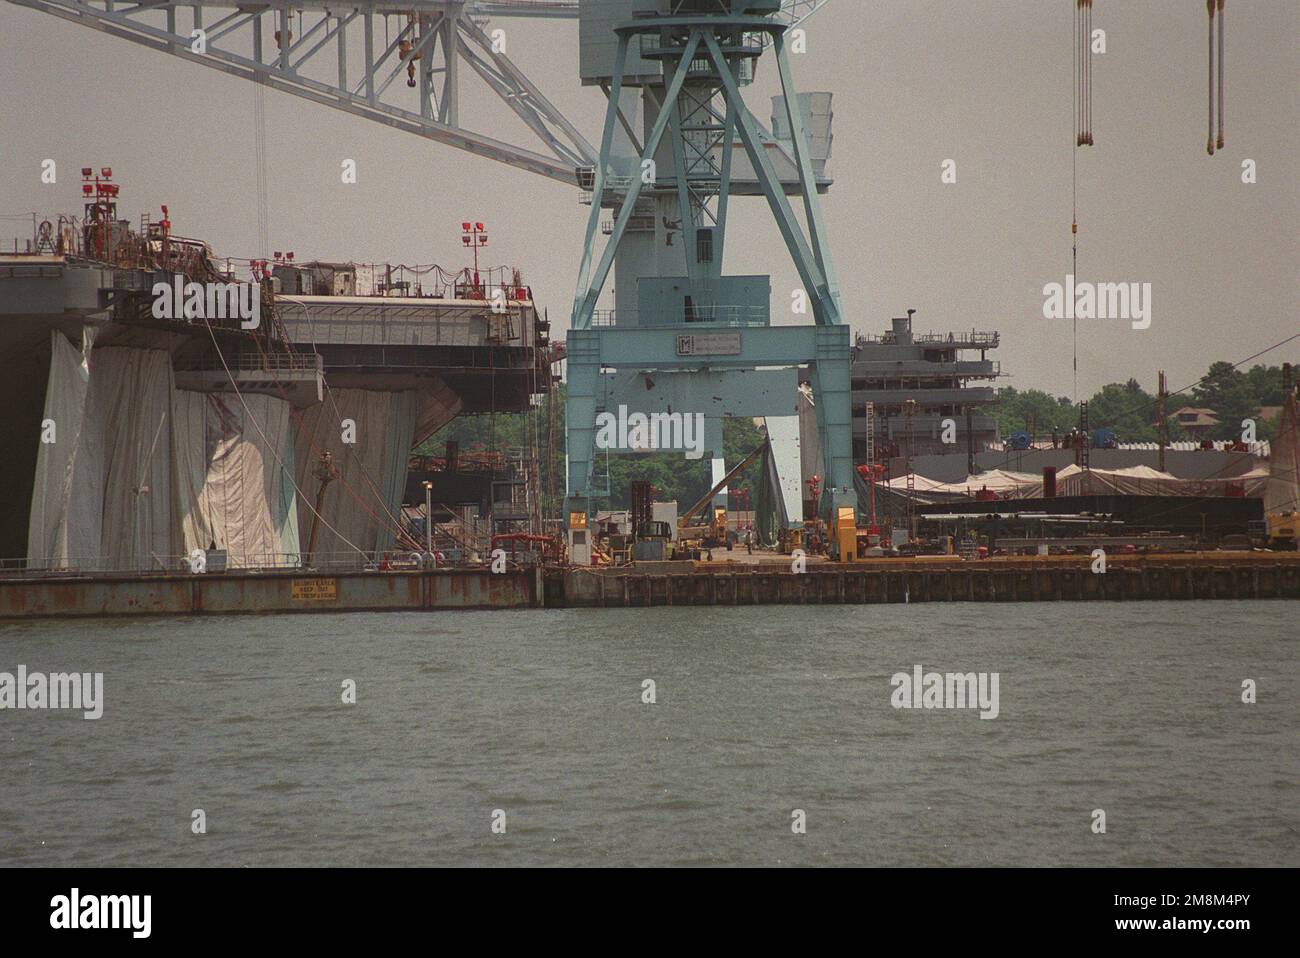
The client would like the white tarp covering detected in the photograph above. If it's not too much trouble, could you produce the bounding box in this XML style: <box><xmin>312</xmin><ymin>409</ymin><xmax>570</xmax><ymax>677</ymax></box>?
<box><xmin>931</xmin><ymin>469</ymin><xmax>1043</xmax><ymax>499</ymax></box>
<box><xmin>764</xmin><ymin>414</ymin><xmax>804</xmax><ymax>528</ymax></box>
<box><xmin>883</xmin><ymin>473</ymin><xmax>955</xmax><ymax>494</ymax></box>
<box><xmin>27</xmin><ymin>341</ymin><xmax>308</xmax><ymax>572</ymax></box>
<box><xmin>293</xmin><ymin>388</ymin><xmax>418</xmax><ymax>557</ymax></box>
<box><xmin>1264</xmin><ymin>397</ymin><xmax>1298</xmax><ymax>514</ymax></box>
<box><xmin>64</xmin><ymin>346</ymin><xmax>179</xmax><ymax>571</ymax></box>
<box><xmin>1059</xmin><ymin>464</ymin><xmax>1182</xmax><ymax>497</ymax></box>
<box><xmin>886</xmin><ymin>464</ymin><xmax>1271</xmax><ymax>502</ymax></box>
<box><xmin>173</xmin><ymin>391</ymin><xmax>300</xmax><ymax>568</ymax></box>
<box><xmin>26</xmin><ymin>331</ymin><xmax>92</xmax><ymax>567</ymax></box>
<box><xmin>1052</xmin><ymin>463</ymin><xmax>1268</xmax><ymax>498</ymax></box>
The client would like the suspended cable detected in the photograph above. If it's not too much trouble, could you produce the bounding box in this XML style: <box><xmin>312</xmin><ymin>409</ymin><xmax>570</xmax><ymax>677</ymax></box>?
<box><xmin>1075</xmin><ymin>0</ymin><xmax>1094</xmax><ymax>148</ymax></box>
<box><xmin>198</xmin><ymin>314</ymin><xmax>368</xmax><ymax>559</ymax></box>
<box><xmin>1083</xmin><ymin>0</ymin><xmax>1090</xmax><ymax>145</ymax></box>
<box><xmin>1085</xmin><ymin>0</ymin><xmax>1093</xmax><ymax>145</ymax></box>
<box><xmin>243</xmin><ymin>296</ymin><xmax>422</xmax><ymax>551</ymax></box>
<box><xmin>253</xmin><ymin>79</ymin><xmax>269</xmax><ymax>256</ymax></box>
<box><xmin>1071</xmin><ymin>1</ymin><xmax>1080</xmax><ymax>401</ymax></box>
<box><xmin>1207</xmin><ymin>0</ymin><xmax>1216</xmax><ymax>155</ymax></box>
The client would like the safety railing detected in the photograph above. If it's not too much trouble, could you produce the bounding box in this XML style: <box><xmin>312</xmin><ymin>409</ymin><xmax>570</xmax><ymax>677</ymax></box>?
<box><xmin>0</xmin><ymin>549</ymin><xmax>511</xmax><ymax>578</ymax></box>
<box><xmin>591</xmin><ymin>305</ymin><xmax>767</xmax><ymax>327</ymax></box>
<box><xmin>188</xmin><ymin>353</ymin><xmax>322</xmax><ymax>372</ymax></box>
<box><xmin>857</xmin><ymin>330</ymin><xmax>1001</xmax><ymax>348</ymax></box>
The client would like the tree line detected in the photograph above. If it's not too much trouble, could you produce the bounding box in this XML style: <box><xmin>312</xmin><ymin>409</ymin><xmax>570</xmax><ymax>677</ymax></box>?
<box><xmin>992</xmin><ymin>362</ymin><xmax>1291</xmax><ymax>443</ymax></box>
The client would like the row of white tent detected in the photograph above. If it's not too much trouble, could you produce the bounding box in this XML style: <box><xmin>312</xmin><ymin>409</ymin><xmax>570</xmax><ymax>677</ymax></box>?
<box><xmin>885</xmin><ymin>464</ymin><xmax>1274</xmax><ymax>500</ymax></box>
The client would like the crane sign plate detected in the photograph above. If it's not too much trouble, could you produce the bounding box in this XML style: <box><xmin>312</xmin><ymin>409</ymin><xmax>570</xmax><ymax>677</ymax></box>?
<box><xmin>676</xmin><ymin>332</ymin><xmax>742</xmax><ymax>357</ymax></box>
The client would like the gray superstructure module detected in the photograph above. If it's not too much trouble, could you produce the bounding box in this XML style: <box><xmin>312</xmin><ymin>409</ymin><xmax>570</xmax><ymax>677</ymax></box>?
<box><xmin>0</xmin><ymin>197</ymin><xmax>550</xmax><ymax>574</ymax></box>
<box><xmin>852</xmin><ymin>312</ymin><xmax>1002</xmax><ymax>461</ymax></box>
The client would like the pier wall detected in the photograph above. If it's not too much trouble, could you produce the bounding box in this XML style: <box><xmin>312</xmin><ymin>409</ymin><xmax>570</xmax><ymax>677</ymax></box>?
<box><xmin>2</xmin><ymin>555</ymin><xmax>1296</xmax><ymax>619</ymax></box>
<box><xmin>557</xmin><ymin>555</ymin><xmax>1300</xmax><ymax>607</ymax></box>
<box><xmin>0</xmin><ymin>568</ymin><xmax>538</xmax><ymax>619</ymax></box>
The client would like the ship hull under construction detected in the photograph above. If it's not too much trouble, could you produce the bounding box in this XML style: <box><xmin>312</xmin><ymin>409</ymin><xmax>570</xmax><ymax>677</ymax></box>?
<box><xmin>1</xmin><ymin>220</ymin><xmax>551</xmax><ymax>578</ymax></box>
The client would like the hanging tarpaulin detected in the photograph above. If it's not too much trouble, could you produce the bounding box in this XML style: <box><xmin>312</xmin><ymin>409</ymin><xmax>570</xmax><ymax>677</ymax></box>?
<box><xmin>26</xmin><ymin>331</ymin><xmax>91</xmax><ymax>569</ymax></box>
<box><xmin>754</xmin><ymin>437</ymin><xmax>789</xmax><ymax>549</ymax></box>
<box><xmin>1263</xmin><ymin>394</ymin><xmax>1298</xmax><ymax>517</ymax></box>
<box><xmin>173</xmin><ymin>391</ymin><xmax>300</xmax><ymax>568</ymax></box>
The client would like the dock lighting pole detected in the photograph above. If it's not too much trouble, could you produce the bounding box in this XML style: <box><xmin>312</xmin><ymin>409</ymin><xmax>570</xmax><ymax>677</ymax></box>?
<box><xmin>423</xmin><ymin>480</ymin><xmax>433</xmax><ymax>556</ymax></box>
<box><xmin>461</xmin><ymin>221</ymin><xmax>488</xmax><ymax>294</ymax></box>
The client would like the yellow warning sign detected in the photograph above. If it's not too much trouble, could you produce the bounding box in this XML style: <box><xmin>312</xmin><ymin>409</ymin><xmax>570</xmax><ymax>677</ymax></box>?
<box><xmin>291</xmin><ymin>578</ymin><xmax>338</xmax><ymax>601</ymax></box>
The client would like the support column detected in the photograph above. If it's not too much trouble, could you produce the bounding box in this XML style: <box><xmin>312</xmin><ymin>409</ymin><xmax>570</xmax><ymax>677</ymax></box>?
<box><xmin>564</xmin><ymin>331</ymin><xmax>600</xmax><ymax>501</ymax></box>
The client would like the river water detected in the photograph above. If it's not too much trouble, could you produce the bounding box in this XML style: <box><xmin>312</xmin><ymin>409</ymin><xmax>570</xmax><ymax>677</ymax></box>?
<box><xmin>1</xmin><ymin>602</ymin><xmax>1295</xmax><ymax>867</ymax></box>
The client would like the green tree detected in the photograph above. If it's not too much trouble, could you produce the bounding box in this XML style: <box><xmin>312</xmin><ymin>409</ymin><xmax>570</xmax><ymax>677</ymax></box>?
<box><xmin>1086</xmin><ymin>379</ymin><xmax>1159</xmax><ymax>441</ymax></box>
<box><xmin>1191</xmin><ymin>361</ymin><xmax>1270</xmax><ymax>440</ymax></box>
<box><xmin>991</xmin><ymin>387</ymin><xmax>1076</xmax><ymax>437</ymax></box>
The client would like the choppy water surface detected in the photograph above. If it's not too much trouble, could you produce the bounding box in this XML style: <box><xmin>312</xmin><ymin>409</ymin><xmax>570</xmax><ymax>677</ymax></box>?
<box><xmin>1</xmin><ymin>602</ymin><xmax>1296</xmax><ymax>867</ymax></box>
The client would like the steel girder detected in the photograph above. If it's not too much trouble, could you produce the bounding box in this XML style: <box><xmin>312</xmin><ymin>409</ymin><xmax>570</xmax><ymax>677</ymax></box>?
<box><xmin>4</xmin><ymin>0</ymin><xmax>595</xmax><ymax>183</ymax></box>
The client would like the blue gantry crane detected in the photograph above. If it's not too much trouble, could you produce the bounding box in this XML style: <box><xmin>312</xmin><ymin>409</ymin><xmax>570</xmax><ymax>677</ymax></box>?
<box><xmin>563</xmin><ymin>0</ymin><xmax>854</xmax><ymax>561</ymax></box>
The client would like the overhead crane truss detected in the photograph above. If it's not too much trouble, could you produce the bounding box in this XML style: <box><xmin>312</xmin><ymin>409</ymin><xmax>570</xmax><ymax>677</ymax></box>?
<box><xmin>5</xmin><ymin>0</ymin><xmax>829</xmax><ymax>185</ymax></box>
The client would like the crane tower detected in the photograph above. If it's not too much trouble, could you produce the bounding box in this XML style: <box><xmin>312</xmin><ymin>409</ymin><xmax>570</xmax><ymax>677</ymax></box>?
<box><xmin>565</xmin><ymin>0</ymin><xmax>854</xmax><ymax>561</ymax></box>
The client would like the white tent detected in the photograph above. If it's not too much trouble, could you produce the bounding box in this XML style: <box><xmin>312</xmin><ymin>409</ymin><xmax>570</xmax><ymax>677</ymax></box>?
<box><xmin>883</xmin><ymin>473</ymin><xmax>957</xmax><ymax>494</ymax></box>
<box><xmin>931</xmin><ymin>469</ymin><xmax>1043</xmax><ymax>499</ymax></box>
<box><xmin>1054</xmin><ymin>463</ymin><xmax>1268</xmax><ymax>497</ymax></box>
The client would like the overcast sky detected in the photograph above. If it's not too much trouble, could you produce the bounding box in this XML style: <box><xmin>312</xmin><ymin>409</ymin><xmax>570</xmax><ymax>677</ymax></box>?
<box><xmin>1</xmin><ymin>0</ymin><xmax>1295</xmax><ymax>400</ymax></box>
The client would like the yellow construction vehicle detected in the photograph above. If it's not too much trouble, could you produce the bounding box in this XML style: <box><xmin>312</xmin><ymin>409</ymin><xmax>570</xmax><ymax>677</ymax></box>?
<box><xmin>1266</xmin><ymin>510</ymin><xmax>1298</xmax><ymax>551</ymax></box>
<box><xmin>677</xmin><ymin>440</ymin><xmax>770</xmax><ymax>556</ymax></box>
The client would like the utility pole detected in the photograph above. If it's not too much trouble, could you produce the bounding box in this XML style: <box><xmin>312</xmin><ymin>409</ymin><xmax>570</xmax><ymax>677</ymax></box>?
<box><xmin>1079</xmin><ymin>401</ymin><xmax>1091</xmax><ymax>471</ymax></box>
<box><xmin>905</xmin><ymin>399</ymin><xmax>917</xmax><ymax>540</ymax></box>
<box><xmin>423</xmin><ymin>480</ymin><xmax>434</xmax><ymax>558</ymax></box>
<box><xmin>1157</xmin><ymin>370</ymin><xmax>1168</xmax><ymax>472</ymax></box>
<box><xmin>461</xmin><ymin>221</ymin><xmax>488</xmax><ymax>295</ymax></box>
<box><xmin>966</xmin><ymin>406</ymin><xmax>975</xmax><ymax>477</ymax></box>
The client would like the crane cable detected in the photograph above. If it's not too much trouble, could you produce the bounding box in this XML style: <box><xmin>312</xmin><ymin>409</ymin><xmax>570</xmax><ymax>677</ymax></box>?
<box><xmin>236</xmin><ymin>300</ymin><xmax>424</xmax><ymax>552</ymax></box>
<box><xmin>1206</xmin><ymin>0</ymin><xmax>1226</xmax><ymax>155</ymax></box>
<box><xmin>1218</xmin><ymin>0</ymin><xmax>1225</xmax><ymax>151</ymax></box>
<box><xmin>1083</xmin><ymin>0</ymin><xmax>1091</xmax><ymax>146</ymax></box>
<box><xmin>1071</xmin><ymin>2</ymin><xmax>1086</xmax><ymax>401</ymax></box>
<box><xmin>1207</xmin><ymin>1</ymin><xmax>1214</xmax><ymax>155</ymax></box>
<box><xmin>1075</xmin><ymin>0</ymin><xmax>1094</xmax><ymax>148</ymax></box>
<box><xmin>197</xmin><ymin>314</ymin><xmax>368</xmax><ymax>559</ymax></box>
<box><xmin>253</xmin><ymin>79</ymin><xmax>269</xmax><ymax>256</ymax></box>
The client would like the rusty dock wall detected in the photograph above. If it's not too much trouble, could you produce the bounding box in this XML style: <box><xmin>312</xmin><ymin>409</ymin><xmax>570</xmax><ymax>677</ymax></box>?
<box><xmin>2</xmin><ymin>554</ymin><xmax>1297</xmax><ymax>619</ymax></box>
<box><xmin>0</xmin><ymin>568</ymin><xmax>541</xmax><ymax>619</ymax></box>
<box><xmin>553</xmin><ymin>554</ymin><xmax>1300</xmax><ymax>608</ymax></box>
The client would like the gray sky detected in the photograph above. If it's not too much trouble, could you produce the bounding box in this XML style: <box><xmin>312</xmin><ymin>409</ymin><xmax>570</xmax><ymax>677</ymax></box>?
<box><xmin>1</xmin><ymin>0</ymin><xmax>1295</xmax><ymax>399</ymax></box>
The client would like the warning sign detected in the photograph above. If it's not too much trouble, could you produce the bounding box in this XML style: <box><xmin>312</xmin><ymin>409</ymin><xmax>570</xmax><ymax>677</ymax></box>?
<box><xmin>291</xmin><ymin>578</ymin><xmax>338</xmax><ymax>601</ymax></box>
